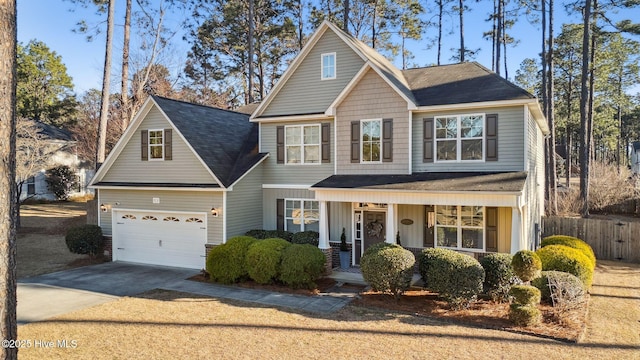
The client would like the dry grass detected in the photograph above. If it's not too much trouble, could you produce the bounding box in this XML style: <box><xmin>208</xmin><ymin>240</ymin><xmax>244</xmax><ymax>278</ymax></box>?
<box><xmin>582</xmin><ymin>261</ymin><xmax>640</xmax><ymax>348</ymax></box>
<box><xmin>17</xmin><ymin>261</ymin><xmax>640</xmax><ymax>359</ymax></box>
<box><xmin>17</xmin><ymin>203</ymin><xmax>96</xmax><ymax>279</ymax></box>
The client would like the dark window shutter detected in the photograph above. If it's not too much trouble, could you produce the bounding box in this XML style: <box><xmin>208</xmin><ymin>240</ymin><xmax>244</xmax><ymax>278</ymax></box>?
<box><xmin>276</xmin><ymin>126</ymin><xmax>285</xmax><ymax>164</ymax></box>
<box><xmin>276</xmin><ymin>199</ymin><xmax>285</xmax><ymax>231</ymax></box>
<box><xmin>164</xmin><ymin>129</ymin><xmax>172</xmax><ymax>160</ymax></box>
<box><xmin>486</xmin><ymin>207</ymin><xmax>498</xmax><ymax>252</ymax></box>
<box><xmin>423</xmin><ymin>118</ymin><xmax>434</xmax><ymax>163</ymax></box>
<box><xmin>382</xmin><ymin>118</ymin><xmax>393</xmax><ymax>162</ymax></box>
<box><xmin>321</xmin><ymin>123</ymin><xmax>330</xmax><ymax>163</ymax></box>
<box><xmin>350</xmin><ymin>121</ymin><xmax>360</xmax><ymax>163</ymax></box>
<box><xmin>486</xmin><ymin>114</ymin><xmax>498</xmax><ymax>161</ymax></box>
<box><xmin>141</xmin><ymin>130</ymin><xmax>148</xmax><ymax>161</ymax></box>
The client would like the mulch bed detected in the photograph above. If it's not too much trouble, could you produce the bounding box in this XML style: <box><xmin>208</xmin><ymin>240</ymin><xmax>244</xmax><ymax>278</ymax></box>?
<box><xmin>188</xmin><ymin>273</ymin><xmax>588</xmax><ymax>342</ymax></box>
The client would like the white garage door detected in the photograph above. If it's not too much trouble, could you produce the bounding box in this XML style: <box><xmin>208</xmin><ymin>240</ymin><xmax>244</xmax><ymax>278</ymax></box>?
<box><xmin>113</xmin><ymin>209</ymin><xmax>207</xmax><ymax>269</ymax></box>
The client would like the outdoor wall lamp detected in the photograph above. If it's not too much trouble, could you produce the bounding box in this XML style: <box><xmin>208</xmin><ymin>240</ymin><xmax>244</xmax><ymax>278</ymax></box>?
<box><xmin>210</xmin><ymin>207</ymin><xmax>220</xmax><ymax>217</ymax></box>
<box><xmin>100</xmin><ymin>203</ymin><xmax>108</xmax><ymax>212</ymax></box>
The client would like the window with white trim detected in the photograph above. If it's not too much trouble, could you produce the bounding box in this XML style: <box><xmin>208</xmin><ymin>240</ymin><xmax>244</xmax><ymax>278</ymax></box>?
<box><xmin>26</xmin><ymin>176</ymin><xmax>35</xmax><ymax>195</ymax></box>
<box><xmin>435</xmin><ymin>114</ymin><xmax>484</xmax><ymax>161</ymax></box>
<box><xmin>435</xmin><ymin>205</ymin><xmax>484</xmax><ymax>250</ymax></box>
<box><xmin>321</xmin><ymin>53</ymin><xmax>336</xmax><ymax>80</ymax></box>
<box><xmin>148</xmin><ymin>129</ymin><xmax>164</xmax><ymax>160</ymax></box>
<box><xmin>285</xmin><ymin>124</ymin><xmax>320</xmax><ymax>164</ymax></box>
<box><xmin>361</xmin><ymin>119</ymin><xmax>381</xmax><ymax>163</ymax></box>
<box><xmin>285</xmin><ymin>199</ymin><xmax>319</xmax><ymax>233</ymax></box>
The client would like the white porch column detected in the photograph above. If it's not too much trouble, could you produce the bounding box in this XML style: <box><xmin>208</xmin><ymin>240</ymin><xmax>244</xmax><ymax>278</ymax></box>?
<box><xmin>510</xmin><ymin>207</ymin><xmax>522</xmax><ymax>254</ymax></box>
<box><xmin>385</xmin><ymin>203</ymin><xmax>397</xmax><ymax>244</ymax></box>
<box><xmin>318</xmin><ymin>200</ymin><xmax>330</xmax><ymax>249</ymax></box>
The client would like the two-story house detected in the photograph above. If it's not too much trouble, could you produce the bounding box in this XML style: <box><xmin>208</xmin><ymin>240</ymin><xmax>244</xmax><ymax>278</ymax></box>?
<box><xmin>90</xmin><ymin>21</ymin><xmax>548</xmax><ymax>270</ymax></box>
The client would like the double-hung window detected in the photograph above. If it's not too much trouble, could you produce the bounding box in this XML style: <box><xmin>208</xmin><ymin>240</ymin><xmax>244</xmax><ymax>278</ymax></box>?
<box><xmin>321</xmin><ymin>53</ymin><xmax>336</xmax><ymax>80</ymax></box>
<box><xmin>148</xmin><ymin>129</ymin><xmax>164</xmax><ymax>160</ymax></box>
<box><xmin>285</xmin><ymin>125</ymin><xmax>320</xmax><ymax>164</ymax></box>
<box><xmin>285</xmin><ymin>199</ymin><xmax>319</xmax><ymax>233</ymax></box>
<box><xmin>435</xmin><ymin>114</ymin><xmax>484</xmax><ymax>161</ymax></box>
<box><xmin>361</xmin><ymin>119</ymin><xmax>381</xmax><ymax>163</ymax></box>
<box><xmin>435</xmin><ymin>205</ymin><xmax>484</xmax><ymax>251</ymax></box>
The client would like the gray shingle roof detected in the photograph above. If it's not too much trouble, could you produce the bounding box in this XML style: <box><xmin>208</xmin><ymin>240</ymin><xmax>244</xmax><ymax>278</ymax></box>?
<box><xmin>36</xmin><ymin>121</ymin><xmax>73</xmax><ymax>141</ymax></box>
<box><xmin>402</xmin><ymin>62</ymin><xmax>535</xmax><ymax>106</ymax></box>
<box><xmin>311</xmin><ymin>171</ymin><xmax>528</xmax><ymax>192</ymax></box>
<box><xmin>152</xmin><ymin>96</ymin><xmax>267</xmax><ymax>187</ymax></box>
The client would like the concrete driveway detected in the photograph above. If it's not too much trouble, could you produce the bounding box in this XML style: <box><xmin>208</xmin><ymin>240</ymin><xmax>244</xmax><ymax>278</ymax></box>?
<box><xmin>18</xmin><ymin>262</ymin><xmax>197</xmax><ymax>324</ymax></box>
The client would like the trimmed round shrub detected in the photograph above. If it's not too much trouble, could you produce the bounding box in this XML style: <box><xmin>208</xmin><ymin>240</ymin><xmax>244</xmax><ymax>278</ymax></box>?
<box><xmin>360</xmin><ymin>243</ymin><xmax>415</xmax><ymax>299</ymax></box>
<box><xmin>509</xmin><ymin>285</ymin><xmax>541</xmax><ymax>306</ymax></box>
<box><xmin>532</xmin><ymin>271</ymin><xmax>586</xmax><ymax>303</ymax></box>
<box><xmin>541</xmin><ymin>235</ymin><xmax>596</xmax><ymax>269</ymax></box>
<box><xmin>206</xmin><ymin>236</ymin><xmax>257</xmax><ymax>284</ymax></box>
<box><xmin>418</xmin><ymin>248</ymin><xmax>485</xmax><ymax>309</ymax></box>
<box><xmin>291</xmin><ymin>231</ymin><xmax>319</xmax><ymax>246</ymax></box>
<box><xmin>65</xmin><ymin>225</ymin><xmax>104</xmax><ymax>257</ymax></box>
<box><xmin>480</xmin><ymin>253</ymin><xmax>521</xmax><ymax>302</ymax></box>
<box><xmin>509</xmin><ymin>304</ymin><xmax>542</xmax><ymax>327</ymax></box>
<box><xmin>536</xmin><ymin>245</ymin><xmax>593</xmax><ymax>288</ymax></box>
<box><xmin>511</xmin><ymin>250</ymin><xmax>542</xmax><ymax>282</ymax></box>
<box><xmin>245</xmin><ymin>238</ymin><xmax>291</xmax><ymax>284</ymax></box>
<box><xmin>279</xmin><ymin>244</ymin><xmax>326</xmax><ymax>289</ymax></box>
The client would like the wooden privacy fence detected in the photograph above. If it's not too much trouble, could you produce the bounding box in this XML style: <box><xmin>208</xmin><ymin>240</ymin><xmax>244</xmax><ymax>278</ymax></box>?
<box><xmin>542</xmin><ymin>217</ymin><xmax>640</xmax><ymax>263</ymax></box>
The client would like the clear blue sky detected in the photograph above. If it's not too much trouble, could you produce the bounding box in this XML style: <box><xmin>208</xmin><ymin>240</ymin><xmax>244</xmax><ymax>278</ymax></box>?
<box><xmin>17</xmin><ymin>0</ymin><xmax>640</xmax><ymax>96</ymax></box>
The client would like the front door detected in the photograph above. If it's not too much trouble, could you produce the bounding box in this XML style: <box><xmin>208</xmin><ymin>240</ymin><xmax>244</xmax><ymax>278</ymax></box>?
<box><xmin>362</xmin><ymin>211</ymin><xmax>386</xmax><ymax>256</ymax></box>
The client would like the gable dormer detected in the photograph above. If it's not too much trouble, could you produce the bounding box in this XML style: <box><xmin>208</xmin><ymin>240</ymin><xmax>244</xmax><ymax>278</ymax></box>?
<box><xmin>253</xmin><ymin>23</ymin><xmax>366</xmax><ymax>119</ymax></box>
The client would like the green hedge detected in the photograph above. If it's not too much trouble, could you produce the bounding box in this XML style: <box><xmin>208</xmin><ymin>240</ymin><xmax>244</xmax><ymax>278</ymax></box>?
<box><xmin>532</xmin><ymin>270</ymin><xmax>585</xmax><ymax>303</ymax></box>
<box><xmin>361</xmin><ymin>243</ymin><xmax>415</xmax><ymax>299</ymax></box>
<box><xmin>245</xmin><ymin>238</ymin><xmax>291</xmax><ymax>284</ymax></box>
<box><xmin>541</xmin><ymin>235</ymin><xmax>596</xmax><ymax>269</ymax></box>
<box><xmin>480</xmin><ymin>253</ymin><xmax>520</xmax><ymax>302</ymax></box>
<box><xmin>511</xmin><ymin>250</ymin><xmax>542</xmax><ymax>282</ymax></box>
<box><xmin>418</xmin><ymin>248</ymin><xmax>485</xmax><ymax>309</ymax></box>
<box><xmin>279</xmin><ymin>244</ymin><xmax>326</xmax><ymax>289</ymax></box>
<box><xmin>65</xmin><ymin>225</ymin><xmax>104</xmax><ymax>257</ymax></box>
<box><xmin>290</xmin><ymin>231</ymin><xmax>319</xmax><ymax>246</ymax></box>
<box><xmin>245</xmin><ymin>229</ymin><xmax>293</xmax><ymax>242</ymax></box>
<box><xmin>536</xmin><ymin>245</ymin><xmax>593</xmax><ymax>288</ymax></box>
<box><xmin>206</xmin><ymin>236</ymin><xmax>257</xmax><ymax>284</ymax></box>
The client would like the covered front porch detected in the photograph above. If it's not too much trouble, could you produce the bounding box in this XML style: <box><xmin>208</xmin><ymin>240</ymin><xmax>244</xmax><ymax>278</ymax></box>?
<box><xmin>311</xmin><ymin>172</ymin><xmax>530</xmax><ymax>268</ymax></box>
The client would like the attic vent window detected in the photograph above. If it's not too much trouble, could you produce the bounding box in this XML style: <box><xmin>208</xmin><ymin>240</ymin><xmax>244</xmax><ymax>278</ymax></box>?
<box><xmin>321</xmin><ymin>52</ymin><xmax>336</xmax><ymax>80</ymax></box>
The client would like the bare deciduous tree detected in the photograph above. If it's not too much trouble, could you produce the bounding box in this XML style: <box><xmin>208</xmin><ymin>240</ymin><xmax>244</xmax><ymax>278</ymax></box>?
<box><xmin>15</xmin><ymin>118</ymin><xmax>62</xmax><ymax>226</ymax></box>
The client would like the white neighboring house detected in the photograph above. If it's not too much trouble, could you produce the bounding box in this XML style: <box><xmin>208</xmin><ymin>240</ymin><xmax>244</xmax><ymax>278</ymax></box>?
<box><xmin>19</xmin><ymin>121</ymin><xmax>94</xmax><ymax>202</ymax></box>
<box><xmin>632</xmin><ymin>142</ymin><xmax>640</xmax><ymax>175</ymax></box>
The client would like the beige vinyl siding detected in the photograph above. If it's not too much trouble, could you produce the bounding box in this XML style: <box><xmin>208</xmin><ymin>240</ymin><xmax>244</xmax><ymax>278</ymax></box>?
<box><xmin>397</xmin><ymin>204</ymin><xmax>424</xmax><ymax>248</ymax></box>
<box><xmin>524</xmin><ymin>107</ymin><xmax>545</xmax><ymax>249</ymax></box>
<box><xmin>336</xmin><ymin>69</ymin><xmax>411</xmax><ymax>174</ymax></box>
<box><xmin>262</xmin><ymin>188</ymin><xmax>316</xmax><ymax>230</ymax></box>
<box><xmin>412</xmin><ymin>106</ymin><xmax>525</xmax><ymax>172</ymax></box>
<box><xmin>102</xmin><ymin>107</ymin><xmax>216</xmax><ymax>184</ymax></box>
<box><xmin>261</xmin><ymin>120</ymin><xmax>334</xmax><ymax>184</ymax></box>
<box><xmin>226</xmin><ymin>166</ymin><xmax>263</xmax><ymax>239</ymax></box>
<box><xmin>98</xmin><ymin>189</ymin><xmax>223</xmax><ymax>244</ymax></box>
<box><xmin>262</xmin><ymin>30</ymin><xmax>365</xmax><ymax>117</ymax></box>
